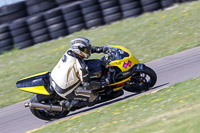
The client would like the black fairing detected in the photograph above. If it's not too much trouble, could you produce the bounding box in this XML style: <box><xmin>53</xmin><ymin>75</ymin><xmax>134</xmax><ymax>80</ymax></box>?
<box><xmin>85</xmin><ymin>59</ymin><xmax>103</xmax><ymax>78</ymax></box>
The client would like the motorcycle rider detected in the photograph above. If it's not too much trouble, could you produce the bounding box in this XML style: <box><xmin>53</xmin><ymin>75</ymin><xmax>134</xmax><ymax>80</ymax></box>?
<box><xmin>50</xmin><ymin>37</ymin><xmax>107</xmax><ymax>108</ymax></box>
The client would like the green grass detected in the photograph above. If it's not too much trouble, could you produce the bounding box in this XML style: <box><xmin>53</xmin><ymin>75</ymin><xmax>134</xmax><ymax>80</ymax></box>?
<box><xmin>31</xmin><ymin>77</ymin><xmax>200</xmax><ymax>133</ymax></box>
<box><xmin>1</xmin><ymin>1</ymin><xmax>200</xmax><ymax>108</ymax></box>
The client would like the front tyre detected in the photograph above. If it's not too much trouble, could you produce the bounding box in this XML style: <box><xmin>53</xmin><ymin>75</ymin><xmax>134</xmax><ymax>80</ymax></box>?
<box><xmin>124</xmin><ymin>65</ymin><xmax>157</xmax><ymax>92</ymax></box>
<box><xmin>30</xmin><ymin>94</ymin><xmax>69</xmax><ymax>121</ymax></box>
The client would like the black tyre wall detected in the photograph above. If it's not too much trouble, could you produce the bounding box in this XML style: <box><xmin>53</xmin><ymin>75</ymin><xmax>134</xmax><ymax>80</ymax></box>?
<box><xmin>0</xmin><ymin>39</ymin><xmax>12</xmax><ymax>48</ymax></box>
<box><xmin>9</xmin><ymin>18</ymin><xmax>33</xmax><ymax>49</ymax></box>
<box><xmin>0</xmin><ymin>32</ymin><xmax>10</xmax><ymax>40</ymax></box>
<box><xmin>9</xmin><ymin>17</ymin><xmax>28</xmax><ymax>30</ymax></box>
<box><xmin>0</xmin><ymin>45</ymin><xmax>13</xmax><ymax>54</ymax></box>
<box><xmin>0</xmin><ymin>31</ymin><xmax>13</xmax><ymax>53</ymax></box>
<box><xmin>13</xmin><ymin>33</ymin><xmax>33</xmax><ymax>49</ymax></box>
<box><xmin>0</xmin><ymin>24</ymin><xmax>9</xmax><ymax>33</ymax></box>
<box><xmin>15</xmin><ymin>40</ymin><xmax>33</xmax><ymax>49</ymax></box>
<box><xmin>99</xmin><ymin>0</ymin><xmax>119</xmax><ymax>10</ymax></box>
<box><xmin>50</xmin><ymin>29</ymin><xmax>68</xmax><ymax>39</ymax></box>
<box><xmin>160</xmin><ymin>0</ymin><xmax>176</xmax><ymax>9</ymax></box>
<box><xmin>33</xmin><ymin>34</ymin><xmax>50</xmax><ymax>44</ymax></box>
<box><xmin>142</xmin><ymin>2</ymin><xmax>161</xmax><ymax>12</ymax></box>
<box><xmin>26</xmin><ymin>0</ymin><xmax>57</xmax><ymax>16</ymax></box>
<box><xmin>44</xmin><ymin>7</ymin><xmax>63</xmax><ymax>20</ymax></box>
<box><xmin>25</xmin><ymin>0</ymin><xmax>44</xmax><ymax>6</ymax></box>
<box><xmin>119</xmin><ymin>0</ymin><xmax>142</xmax><ymax>18</ymax></box>
<box><xmin>119</xmin><ymin>0</ymin><xmax>136</xmax><ymax>4</ymax></box>
<box><xmin>81</xmin><ymin>0</ymin><xmax>104</xmax><ymax>29</ymax></box>
<box><xmin>68</xmin><ymin>23</ymin><xmax>85</xmax><ymax>34</ymax></box>
<box><xmin>62</xmin><ymin>3</ymin><xmax>85</xmax><ymax>33</ymax></box>
<box><xmin>85</xmin><ymin>18</ymin><xmax>104</xmax><ymax>29</ymax></box>
<box><xmin>80</xmin><ymin>0</ymin><xmax>99</xmax><ymax>8</ymax></box>
<box><xmin>140</xmin><ymin>0</ymin><xmax>159</xmax><ymax>5</ymax></box>
<box><xmin>0</xmin><ymin>23</ymin><xmax>13</xmax><ymax>53</ymax></box>
<box><xmin>0</xmin><ymin>1</ymin><xmax>27</xmax><ymax>24</ymax></box>
<box><xmin>45</xmin><ymin>7</ymin><xmax>68</xmax><ymax>40</ymax></box>
<box><xmin>140</xmin><ymin>0</ymin><xmax>162</xmax><ymax>12</ymax></box>
<box><xmin>122</xmin><ymin>8</ymin><xmax>143</xmax><ymax>18</ymax></box>
<box><xmin>27</xmin><ymin>14</ymin><xmax>50</xmax><ymax>44</ymax></box>
<box><xmin>99</xmin><ymin>0</ymin><xmax>122</xmax><ymax>24</ymax></box>
<box><xmin>120</xmin><ymin>1</ymin><xmax>141</xmax><ymax>11</ymax></box>
<box><xmin>61</xmin><ymin>3</ymin><xmax>80</xmax><ymax>14</ymax></box>
<box><xmin>0</xmin><ymin>24</ymin><xmax>13</xmax><ymax>54</ymax></box>
<box><xmin>55</xmin><ymin>0</ymin><xmax>71</xmax><ymax>5</ymax></box>
<box><xmin>55</xmin><ymin>0</ymin><xmax>79</xmax><ymax>6</ymax></box>
<box><xmin>180</xmin><ymin>0</ymin><xmax>197</xmax><ymax>2</ymax></box>
<box><xmin>48</xmin><ymin>23</ymin><xmax>68</xmax><ymax>40</ymax></box>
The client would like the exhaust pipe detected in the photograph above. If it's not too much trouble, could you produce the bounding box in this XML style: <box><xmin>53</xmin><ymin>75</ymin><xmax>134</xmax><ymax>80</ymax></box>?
<box><xmin>25</xmin><ymin>102</ymin><xmax>66</xmax><ymax>112</ymax></box>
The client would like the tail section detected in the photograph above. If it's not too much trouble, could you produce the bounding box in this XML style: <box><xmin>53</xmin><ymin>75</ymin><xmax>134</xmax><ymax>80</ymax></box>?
<box><xmin>16</xmin><ymin>72</ymin><xmax>51</xmax><ymax>95</ymax></box>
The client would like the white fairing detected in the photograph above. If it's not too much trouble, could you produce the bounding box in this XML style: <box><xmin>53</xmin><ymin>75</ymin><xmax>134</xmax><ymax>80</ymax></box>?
<box><xmin>51</xmin><ymin>51</ymin><xmax>83</xmax><ymax>98</ymax></box>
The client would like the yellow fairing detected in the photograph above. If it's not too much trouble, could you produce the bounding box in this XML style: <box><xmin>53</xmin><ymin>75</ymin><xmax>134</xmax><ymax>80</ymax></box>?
<box><xmin>109</xmin><ymin>76</ymin><xmax>132</xmax><ymax>86</ymax></box>
<box><xmin>113</xmin><ymin>86</ymin><xmax>124</xmax><ymax>91</ymax></box>
<box><xmin>108</xmin><ymin>45</ymin><xmax>139</xmax><ymax>72</ymax></box>
<box><xmin>19</xmin><ymin>86</ymin><xmax>50</xmax><ymax>95</ymax></box>
<box><xmin>20</xmin><ymin>71</ymin><xmax>49</xmax><ymax>80</ymax></box>
<box><xmin>17</xmin><ymin>71</ymin><xmax>50</xmax><ymax>95</ymax></box>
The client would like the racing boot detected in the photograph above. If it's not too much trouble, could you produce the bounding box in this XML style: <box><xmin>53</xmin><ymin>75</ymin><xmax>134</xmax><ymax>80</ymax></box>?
<box><xmin>60</xmin><ymin>100</ymin><xmax>79</xmax><ymax>110</ymax></box>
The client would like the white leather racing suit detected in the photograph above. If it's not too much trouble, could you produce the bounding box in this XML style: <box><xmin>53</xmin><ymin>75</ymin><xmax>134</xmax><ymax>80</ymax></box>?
<box><xmin>50</xmin><ymin>46</ymin><xmax>107</xmax><ymax>103</ymax></box>
<box><xmin>51</xmin><ymin>50</ymin><xmax>84</xmax><ymax>99</ymax></box>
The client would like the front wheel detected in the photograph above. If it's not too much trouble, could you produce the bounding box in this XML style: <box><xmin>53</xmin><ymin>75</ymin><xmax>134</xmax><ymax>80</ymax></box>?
<box><xmin>124</xmin><ymin>65</ymin><xmax>157</xmax><ymax>93</ymax></box>
<box><xmin>30</xmin><ymin>94</ymin><xmax>69</xmax><ymax>121</ymax></box>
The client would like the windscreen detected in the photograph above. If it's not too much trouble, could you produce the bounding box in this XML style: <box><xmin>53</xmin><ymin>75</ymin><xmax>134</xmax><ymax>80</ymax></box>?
<box><xmin>104</xmin><ymin>46</ymin><xmax>129</xmax><ymax>63</ymax></box>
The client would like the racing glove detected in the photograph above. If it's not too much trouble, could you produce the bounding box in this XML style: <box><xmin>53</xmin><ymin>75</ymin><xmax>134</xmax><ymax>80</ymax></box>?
<box><xmin>91</xmin><ymin>46</ymin><xmax>107</xmax><ymax>54</ymax></box>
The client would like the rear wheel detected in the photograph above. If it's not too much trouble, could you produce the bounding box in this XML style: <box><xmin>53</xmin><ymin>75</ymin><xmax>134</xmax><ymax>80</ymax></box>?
<box><xmin>124</xmin><ymin>65</ymin><xmax>157</xmax><ymax>93</ymax></box>
<box><xmin>30</xmin><ymin>94</ymin><xmax>69</xmax><ymax>121</ymax></box>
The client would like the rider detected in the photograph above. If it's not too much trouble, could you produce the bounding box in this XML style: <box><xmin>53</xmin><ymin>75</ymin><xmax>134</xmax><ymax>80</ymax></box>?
<box><xmin>50</xmin><ymin>37</ymin><xmax>107</xmax><ymax>107</ymax></box>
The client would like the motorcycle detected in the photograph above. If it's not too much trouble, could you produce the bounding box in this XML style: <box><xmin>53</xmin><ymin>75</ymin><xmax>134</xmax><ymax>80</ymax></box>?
<box><xmin>16</xmin><ymin>45</ymin><xmax>157</xmax><ymax>120</ymax></box>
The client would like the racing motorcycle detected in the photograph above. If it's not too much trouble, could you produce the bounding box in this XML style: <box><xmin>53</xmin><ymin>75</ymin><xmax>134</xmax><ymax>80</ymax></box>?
<box><xmin>16</xmin><ymin>45</ymin><xmax>157</xmax><ymax>121</ymax></box>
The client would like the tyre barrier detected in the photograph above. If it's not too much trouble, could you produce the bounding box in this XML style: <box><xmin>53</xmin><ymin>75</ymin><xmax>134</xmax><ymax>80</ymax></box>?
<box><xmin>27</xmin><ymin>14</ymin><xmax>50</xmax><ymax>45</ymax></box>
<box><xmin>26</xmin><ymin>0</ymin><xmax>57</xmax><ymax>16</ymax></box>
<box><xmin>81</xmin><ymin>0</ymin><xmax>104</xmax><ymax>29</ymax></box>
<box><xmin>0</xmin><ymin>24</ymin><xmax>13</xmax><ymax>53</ymax></box>
<box><xmin>99</xmin><ymin>0</ymin><xmax>122</xmax><ymax>24</ymax></box>
<box><xmin>119</xmin><ymin>0</ymin><xmax>143</xmax><ymax>18</ymax></box>
<box><xmin>161</xmin><ymin>0</ymin><xmax>176</xmax><ymax>9</ymax></box>
<box><xmin>10</xmin><ymin>17</ymin><xmax>33</xmax><ymax>49</ymax></box>
<box><xmin>0</xmin><ymin>1</ymin><xmax>27</xmax><ymax>24</ymax></box>
<box><xmin>45</xmin><ymin>7</ymin><xmax>68</xmax><ymax>40</ymax></box>
<box><xmin>140</xmin><ymin>0</ymin><xmax>162</xmax><ymax>12</ymax></box>
<box><xmin>180</xmin><ymin>0</ymin><xmax>197</xmax><ymax>2</ymax></box>
<box><xmin>62</xmin><ymin>2</ymin><xmax>85</xmax><ymax>34</ymax></box>
<box><xmin>55</xmin><ymin>0</ymin><xmax>79</xmax><ymax>6</ymax></box>
<box><xmin>0</xmin><ymin>0</ymin><xmax>198</xmax><ymax>54</ymax></box>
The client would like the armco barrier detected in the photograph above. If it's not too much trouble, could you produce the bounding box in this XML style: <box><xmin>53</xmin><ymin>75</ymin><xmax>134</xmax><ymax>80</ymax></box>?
<box><xmin>0</xmin><ymin>0</ymin><xmax>198</xmax><ymax>54</ymax></box>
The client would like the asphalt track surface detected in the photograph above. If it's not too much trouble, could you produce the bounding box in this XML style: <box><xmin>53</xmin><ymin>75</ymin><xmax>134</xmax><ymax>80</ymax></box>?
<box><xmin>0</xmin><ymin>46</ymin><xmax>200</xmax><ymax>133</ymax></box>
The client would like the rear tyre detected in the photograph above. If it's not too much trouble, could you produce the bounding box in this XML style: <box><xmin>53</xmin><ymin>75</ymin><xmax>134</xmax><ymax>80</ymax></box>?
<box><xmin>30</xmin><ymin>94</ymin><xmax>69</xmax><ymax>121</ymax></box>
<box><xmin>124</xmin><ymin>65</ymin><xmax>157</xmax><ymax>93</ymax></box>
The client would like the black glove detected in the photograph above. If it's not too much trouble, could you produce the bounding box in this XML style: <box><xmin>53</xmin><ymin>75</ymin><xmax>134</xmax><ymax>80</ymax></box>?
<box><xmin>91</xmin><ymin>46</ymin><xmax>107</xmax><ymax>54</ymax></box>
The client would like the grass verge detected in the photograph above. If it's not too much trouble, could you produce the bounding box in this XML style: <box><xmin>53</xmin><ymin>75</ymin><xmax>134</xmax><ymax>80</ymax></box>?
<box><xmin>0</xmin><ymin>1</ymin><xmax>200</xmax><ymax>108</ymax></box>
<box><xmin>31</xmin><ymin>77</ymin><xmax>200</xmax><ymax>133</ymax></box>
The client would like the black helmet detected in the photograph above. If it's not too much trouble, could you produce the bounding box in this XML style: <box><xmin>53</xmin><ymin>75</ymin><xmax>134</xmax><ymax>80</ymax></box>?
<box><xmin>70</xmin><ymin>37</ymin><xmax>91</xmax><ymax>58</ymax></box>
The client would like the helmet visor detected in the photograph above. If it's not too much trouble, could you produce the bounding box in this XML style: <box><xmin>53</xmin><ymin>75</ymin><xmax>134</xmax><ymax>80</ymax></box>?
<box><xmin>78</xmin><ymin>45</ymin><xmax>91</xmax><ymax>58</ymax></box>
